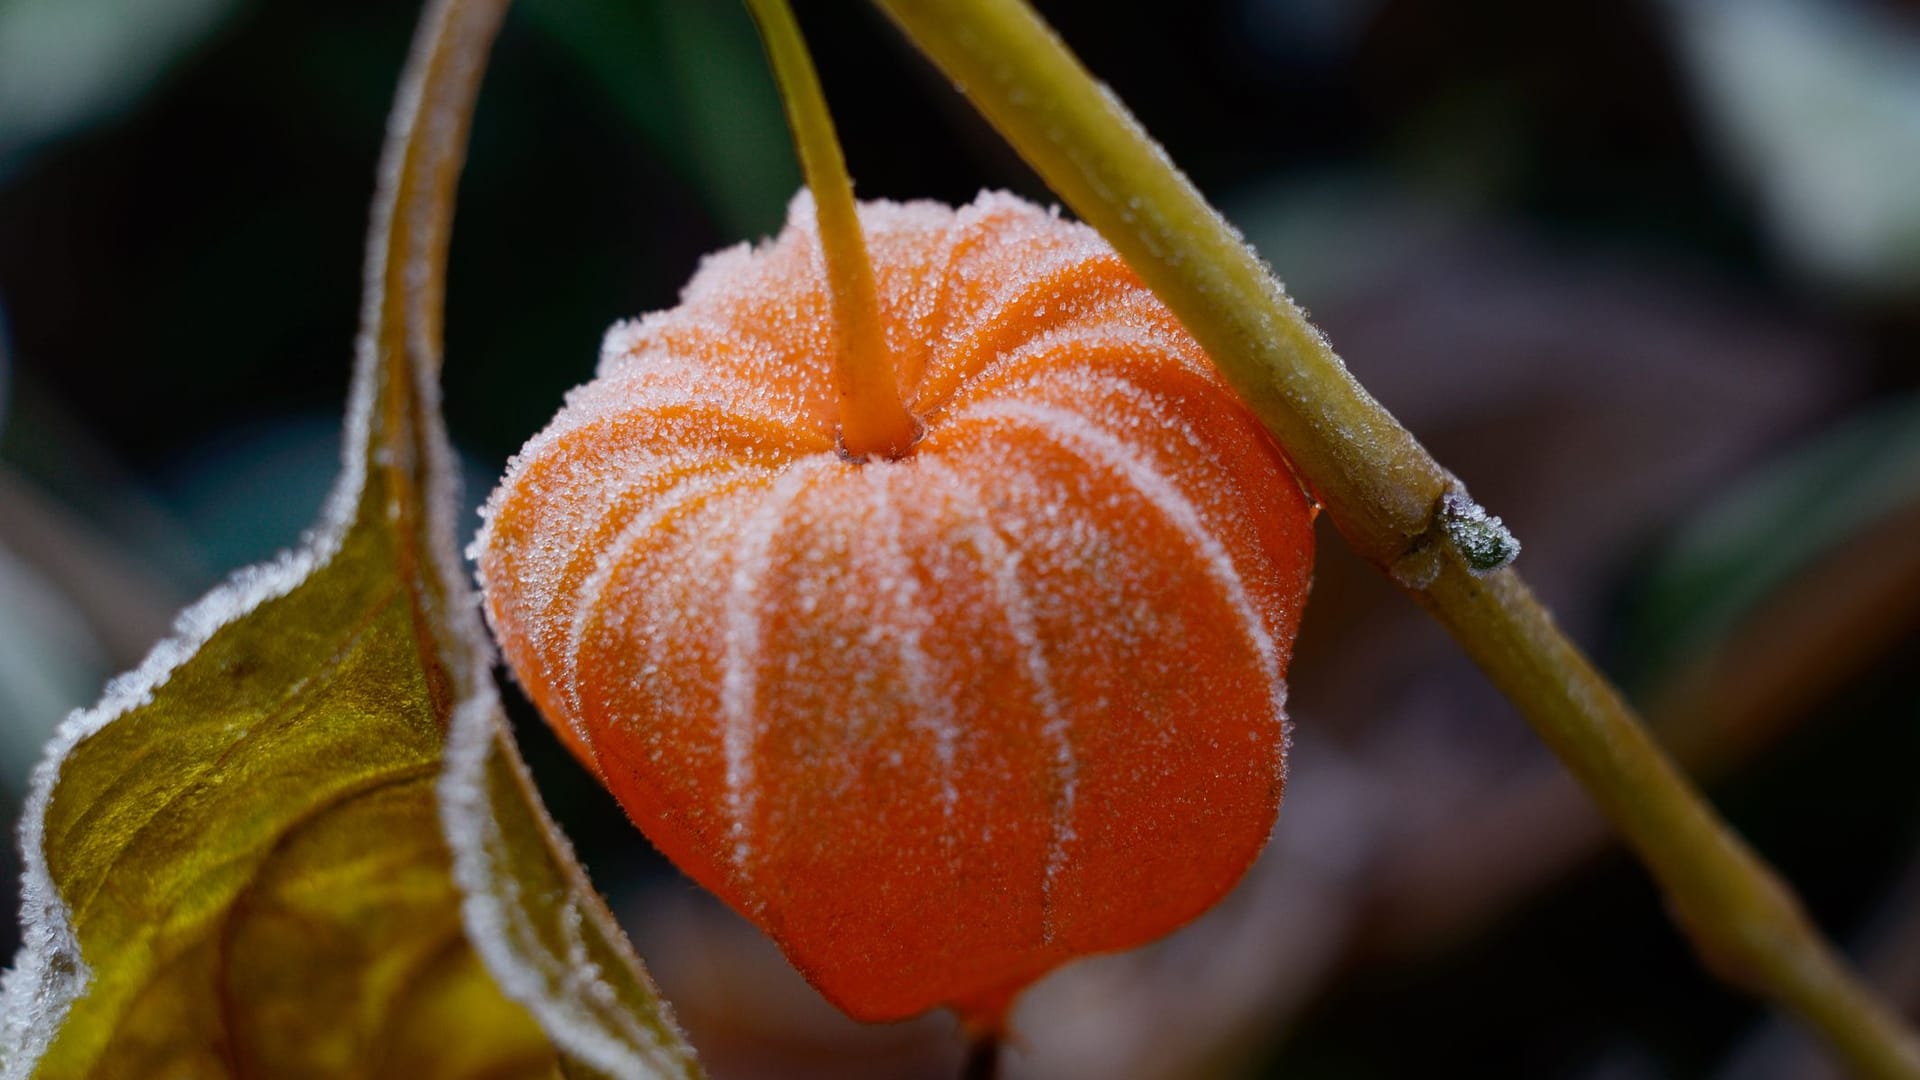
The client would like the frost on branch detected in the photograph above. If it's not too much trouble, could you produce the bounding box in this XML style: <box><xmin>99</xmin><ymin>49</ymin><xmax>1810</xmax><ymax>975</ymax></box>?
<box><xmin>1440</xmin><ymin>490</ymin><xmax>1521</xmax><ymax>574</ymax></box>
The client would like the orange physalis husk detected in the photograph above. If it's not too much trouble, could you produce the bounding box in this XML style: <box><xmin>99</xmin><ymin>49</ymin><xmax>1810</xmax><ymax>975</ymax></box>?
<box><xmin>474</xmin><ymin>190</ymin><xmax>1315</xmax><ymax>1029</ymax></box>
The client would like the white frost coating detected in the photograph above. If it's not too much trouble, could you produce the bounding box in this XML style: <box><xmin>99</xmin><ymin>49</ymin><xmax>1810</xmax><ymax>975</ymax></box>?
<box><xmin>425</xmin><ymin>239</ymin><xmax>701</xmax><ymax>1080</ymax></box>
<box><xmin>0</xmin><ymin>0</ymin><xmax>692</xmax><ymax>1076</ymax></box>
<box><xmin>940</xmin><ymin>314</ymin><xmax>1208</xmax><ymax>415</ymax></box>
<box><xmin>0</xmin><ymin>0</ymin><xmax>430</xmax><ymax>1043</ymax></box>
<box><xmin>0</xmin><ymin>5</ymin><xmax>423</xmax><ymax>1042</ymax></box>
<box><xmin>0</xmin><ymin>546</ymin><xmax>331</xmax><ymax>1079</ymax></box>
<box><xmin>921</xmin><ymin>457</ymin><xmax>1076</xmax><ymax>943</ymax></box>
<box><xmin>1018</xmin><ymin>365</ymin><xmax>1305</xmax><ymax>651</ymax></box>
<box><xmin>969</xmin><ymin>400</ymin><xmax>1289</xmax><ymax>727</ymax></box>
<box><xmin>1438</xmin><ymin>489</ymin><xmax>1521</xmax><ymax>574</ymax></box>
<box><xmin>867</xmin><ymin>475</ymin><xmax>960</xmax><ymax>817</ymax></box>
<box><xmin>525</xmin><ymin>383</ymin><xmax>794</xmax><ymax>453</ymax></box>
<box><xmin>441</xmin><ymin>695</ymin><xmax>690</xmax><ymax>1079</ymax></box>
<box><xmin>391</xmin><ymin>1</ymin><xmax>697</xmax><ymax>1072</ymax></box>
<box><xmin>417</xmin><ymin>108</ymin><xmax>701</xmax><ymax>1080</ymax></box>
<box><xmin>456</xmin><ymin>183</ymin><xmax>1309</xmax><ymax>1026</ymax></box>
<box><xmin>562</xmin><ymin>466</ymin><xmax>759</xmax><ymax>764</ymax></box>
<box><xmin>547</xmin><ymin>898</ymin><xmax>658</xmax><ymax>1054</ymax></box>
<box><xmin>720</xmin><ymin>460</ymin><xmax>830</xmax><ymax>885</ymax></box>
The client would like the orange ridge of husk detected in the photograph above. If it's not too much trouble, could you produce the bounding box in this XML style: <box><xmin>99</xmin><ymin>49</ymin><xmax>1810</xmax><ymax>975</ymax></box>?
<box><xmin>475</xmin><ymin>191</ymin><xmax>1316</xmax><ymax>1022</ymax></box>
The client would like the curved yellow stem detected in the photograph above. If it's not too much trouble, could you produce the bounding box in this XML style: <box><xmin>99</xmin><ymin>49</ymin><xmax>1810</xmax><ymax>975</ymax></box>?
<box><xmin>747</xmin><ymin>0</ymin><xmax>918</xmax><ymax>459</ymax></box>
<box><xmin>870</xmin><ymin>1</ymin><xmax>1920</xmax><ymax>1076</ymax></box>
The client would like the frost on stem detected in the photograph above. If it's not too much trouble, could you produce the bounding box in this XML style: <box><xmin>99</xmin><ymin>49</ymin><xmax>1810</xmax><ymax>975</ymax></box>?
<box><xmin>1388</xmin><ymin>487</ymin><xmax>1520</xmax><ymax>589</ymax></box>
<box><xmin>1440</xmin><ymin>489</ymin><xmax>1520</xmax><ymax>574</ymax></box>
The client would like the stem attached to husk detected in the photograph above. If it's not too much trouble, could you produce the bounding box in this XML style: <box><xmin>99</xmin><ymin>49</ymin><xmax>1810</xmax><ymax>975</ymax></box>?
<box><xmin>747</xmin><ymin>0</ymin><xmax>919</xmax><ymax>460</ymax></box>
<box><xmin>961</xmin><ymin>1032</ymin><xmax>1002</xmax><ymax>1080</ymax></box>
<box><xmin>869</xmin><ymin>0</ymin><xmax>1920</xmax><ymax>1075</ymax></box>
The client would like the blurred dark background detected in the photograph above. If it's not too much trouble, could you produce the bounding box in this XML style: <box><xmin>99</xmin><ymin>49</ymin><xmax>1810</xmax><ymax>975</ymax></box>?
<box><xmin>2</xmin><ymin>0</ymin><xmax>1918</xmax><ymax>1076</ymax></box>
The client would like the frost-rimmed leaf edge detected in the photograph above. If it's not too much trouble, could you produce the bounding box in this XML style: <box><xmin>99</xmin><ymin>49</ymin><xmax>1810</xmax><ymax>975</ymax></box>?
<box><xmin>0</xmin><ymin>0</ymin><xmax>701</xmax><ymax>1075</ymax></box>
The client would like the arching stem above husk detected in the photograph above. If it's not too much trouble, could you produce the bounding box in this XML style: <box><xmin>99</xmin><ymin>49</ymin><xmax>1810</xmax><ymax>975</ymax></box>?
<box><xmin>869</xmin><ymin>0</ymin><xmax>1920</xmax><ymax>1076</ymax></box>
<box><xmin>748</xmin><ymin>0</ymin><xmax>919</xmax><ymax>460</ymax></box>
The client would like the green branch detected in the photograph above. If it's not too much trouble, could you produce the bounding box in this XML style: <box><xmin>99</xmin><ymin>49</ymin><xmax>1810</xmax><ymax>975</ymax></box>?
<box><xmin>867</xmin><ymin>0</ymin><xmax>1920</xmax><ymax>1075</ymax></box>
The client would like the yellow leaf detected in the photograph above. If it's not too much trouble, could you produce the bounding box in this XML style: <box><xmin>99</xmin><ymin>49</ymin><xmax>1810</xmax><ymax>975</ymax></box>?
<box><xmin>0</xmin><ymin>1</ymin><xmax>702</xmax><ymax>1077</ymax></box>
